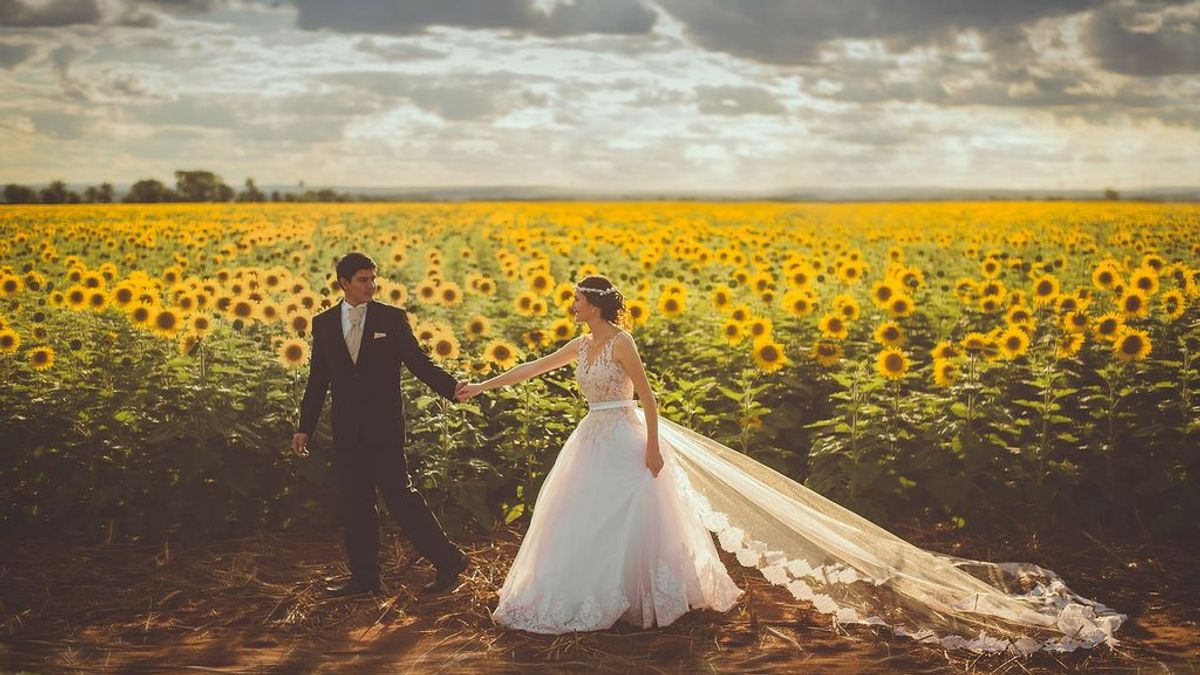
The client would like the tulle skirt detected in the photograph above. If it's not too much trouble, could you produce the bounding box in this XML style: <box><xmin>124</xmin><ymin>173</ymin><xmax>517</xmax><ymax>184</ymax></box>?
<box><xmin>491</xmin><ymin>405</ymin><xmax>742</xmax><ymax>634</ymax></box>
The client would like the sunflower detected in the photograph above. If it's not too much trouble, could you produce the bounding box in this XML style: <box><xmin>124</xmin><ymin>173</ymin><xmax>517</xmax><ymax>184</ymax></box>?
<box><xmin>522</xmin><ymin>328</ymin><xmax>551</xmax><ymax>351</ymax></box>
<box><xmin>414</xmin><ymin>322</ymin><xmax>439</xmax><ymax>345</ymax></box>
<box><xmin>86</xmin><ymin>289</ymin><xmax>109</xmax><ymax>313</ymax></box>
<box><xmin>0</xmin><ymin>274</ymin><xmax>22</xmax><ymax>297</ymax></box>
<box><xmin>475</xmin><ymin>277</ymin><xmax>496</xmax><ymax>296</ymax></box>
<box><xmin>465</xmin><ymin>315</ymin><xmax>490</xmax><ymax>339</ymax></box>
<box><xmin>1092</xmin><ymin>312</ymin><xmax>1124</xmax><ymax>342</ymax></box>
<box><xmin>0</xmin><ymin>328</ymin><xmax>19</xmax><ymax>354</ymax></box>
<box><xmin>746</xmin><ymin>316</ymin><xmax>773</xmax><ymax>342</ymax></box>
<box><xmin>659</xmin><ymin>293</ymin><xmax>685</xmax><ymax>319</ymax></box>
<box><xmin>1129</xmin><ymin>267</ymin><xmax>1159</xmax><ymax>296</ymax></box>
<box><xmin>431</xmin><ymin>333</ymin><xmax>460</xmax><ymax>362</ymax></box>
<box><xmin>432</xmin><ymin>281</ymin><xmax>461</xmax><ymax>306</ymax></box>
<box><xmin>887</xmin><ymin>294</ymin><xmax>915</xmax><ymax>318</ymax></box>
<box><xmin>960</xmin><ymin>331</ymin><xmax>994</xmax><ymax>359</ymax></box>
<box><xmin>729</xmin><ymin>303</ymin><xmax>752</xmax><ymax>324</ymax></box>
<box><xmin>1117</xmin><ymin>290</ymin><xmax>1149</xmax><ymax>318</ymax></box>
<box><xmin>1091</xmin><ymin>263</ymin><xmax>1121</xmax><ymax>291</ymax></box>
<box><xmin>62</xmin><ymin>284</ymin><xmax>87</xmax><ymax>310</ymax></box>
<box><xmin>1055</xmin><ymin>333</ymin><xmax>1084</xmax><ymax>360</ymax></box>
<box><xmin>109</xmin><ymin>283</ymin><xmax>137</xmax><ymax>309</ymax></box>
<box><xmin>721</xmin><ymin>319</ymin><xmax>744</xmax><ymax>346</ymax></box>
<box><xmin>875</xmin><ymin>347</ymin><xmax>909</xmax><ymax>381</ymax></box>
<box><xmin>514</xmin><ymin>291</ymin><xmax>537</xmax><ymax>317</ymax></box>
<box><xmin>833</xmin><ymin>293</ymin><xmax>861</xmax><ymax>321</ymax></box>
<box><xmin>127</xmin><ymin>303</ymin><xmax>154</xmax><ymax>330</ymax></box>
<box><xmin>980</xmin><ymin>280</ymin><xmax>1006</xmax><ymax>298</ymax></box>
<box><xmin>228</xmin><ymin>298</ymin><xmax>257</xmax><ymax>322</ymax></box>
<box><xmin>26</xmin><ymin>345</ymin><xmax>55</xmax><ymax>370</ymax></box>
<box><xmin>931</xmin><ymin>340</ymin><xmax>960</xmax><ymax>360</ymax></box>
<box><xmin>980</xmin><ymin>257</ymin><xmax>1003</xmax><ymax>279</ymax></box>
<box><xmin>150</xmin><ymin>308</ymin><xmax>183</xmax><ymax>338</ymax></box>
<box><xmin>711</xmin><ymin>285</ymin><xmax>733</xmax><ymax>312</ymax></box>
<box><xmin>818</xmin><ymin>313</ymin><xmax>849</xmax><ymax>340</ymax></box>
<box><xmin>386</xmin><ymin>284</ymin><xmax>408</xmax><ymax>306</ymax></box>
<box><xmin>870</xmin><ymin>280</ymin><xmax>899</xmax><ymax>308</ymax></box>
<box><xmin>751</xmin><ymin>339</ymin><xmax>787</xmax><ymax>373</ymax></box>
<box><xmin>780</xmin><ymin>290</ymin><xmax>815</xmax><ymax>317</ymax></box>
<box><xmin>997</xmin><ymin>326</ymin><xmax>1030</xmax><ymax>360</ymax></box>
<box><xmin>625</xmin><ymin>299</ymin><xmax>649</xmax><ymax>327</ymax></box>
<box><xmin>549</xmin><ymin>317</ymin><xmax>576</xmax><ymax>342</ymax></box>
<box><xmin>415</xmin><ymin>279</ymin><xmax>439</xmax><ymax>304</ymax></box>
<box><xmin>189</xmin><ymin>314</ymin><xmax>214</xmax><ymax>337</ymax></box>
<box><xmin>259</xmin><ymin>301</ymin><xmax>282</xmax><ymax>323</ymax></box>
<box><xmin>483</xmin><ymin>339</ymin><xmax>521</xmax><ymax>369</ymax></box>
<box><xmin>1061</xmin><ymin>310</ymin><xmax>1090</xmax><ymax>333</ymax></box>
<box><xmin>836</xmin><ymin>262</ymin><xmax>865</xmax><ymax>285</ymax></box>
<box><xmin>277</xmin><ymin>338</ymin><xmax>309</xmax><ymax>369</ymax></box>
<box><xmin>811</xmin><ymin>341</ymin><xmax>842</xmax><ymax>367</ymax></box>
<box><xmin>932</xmin><ymin>358</ymin><xmax>958</xmax><ymax>387</ymax></box>
<box><xmin>1161</xmin><ymin>289</ymin><xmax>1187</xmax><ymax>321</ymax></box>
<box><xmin>1030</xmin><ymin>273</ymin><xmax>1060</xmax><ymax>307</ymax></box>
<box><xmin>874</xmin><ymin>321</ymin><xmax>906</xmax><ymax>347</ymax></box>
<box><xmin>1113</xmin><ymin>329</ymin><xmax>1152</xmax><ymax>362</ymax></box>
<box><xmin>529</xmin><ymin>298</ymin><xmax>548</xmax><ymax>317</ymax></box>
<box><xmin>978</xmin><ymin>295</ymin><xmax>1003</xmax><ymax>314</ymax></box>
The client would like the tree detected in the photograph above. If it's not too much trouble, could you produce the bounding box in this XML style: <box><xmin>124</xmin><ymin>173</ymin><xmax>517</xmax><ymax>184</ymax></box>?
<box><xmin>1103</xmin><ymin>188</ymin><xmax>1120</xmax><ymax>201</ymax></box>
<box><xmin>175</xmin><ymin>170</ymin><xmax>232</xmax><ymax>202</ymax></box>
<box><xmin>236</xmin><ymin>177</ymin><xmax>266</xmax><ymax>202</ymax></box>
<box><xmin>97</xmin><ymin>182</ymin><xmax>114</xmax><ymax>203</ymax></box>
<box><xmin>125</xmin><ymin>178</ymin><xmax>174</xmax><ymax>203</ymax></box>
<box><xmin>3</xmin><ymin>184</ymin><xmax>39</xmax><ymax>203</ymax></box>
<box><xmin>39</xmin><ymin>180</ymin><xmax>69</xmax><ymax>204</ymax></box>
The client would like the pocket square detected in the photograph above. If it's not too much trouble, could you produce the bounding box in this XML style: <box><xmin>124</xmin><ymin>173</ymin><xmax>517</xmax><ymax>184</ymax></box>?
<box><xmin>373</xmin><ymin>332</ymin><xmax>387</xmax><ymax>339</ymax></box>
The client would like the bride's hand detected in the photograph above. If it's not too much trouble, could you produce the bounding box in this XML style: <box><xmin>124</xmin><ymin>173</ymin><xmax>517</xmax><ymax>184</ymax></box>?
<box><xmin>646</xmin><ymin>444</ymin><xmax>664</xmax><ymax>478</ymax></box>
<box><xmin>457</xmin><ymin>383</ymin><xmax>484</xmax><ymax>401</ymax></box>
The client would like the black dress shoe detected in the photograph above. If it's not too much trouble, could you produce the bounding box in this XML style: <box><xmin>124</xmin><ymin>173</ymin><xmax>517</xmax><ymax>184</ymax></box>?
<box><xmin>422</xmin><ymin>554</ymin><xmax>469</xmax><ymax>594</ymax></box>
<box><xmin>325</xmin><ymin>578</ymin><xmax>380</xmax><ymax>598</ymax></box>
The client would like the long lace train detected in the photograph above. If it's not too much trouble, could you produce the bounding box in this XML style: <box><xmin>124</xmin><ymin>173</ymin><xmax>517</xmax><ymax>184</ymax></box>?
<box><xmin>650</xmin><ymin>410</ymin><xmax>1126</xmax><ymax>655</ymax></box>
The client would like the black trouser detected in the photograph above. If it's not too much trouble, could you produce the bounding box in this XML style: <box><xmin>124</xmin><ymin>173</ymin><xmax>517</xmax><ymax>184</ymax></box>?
<box><xmin>333</xmin><ymin>429</ymin><xmax>462</xmax><ymax>584</ymax></box>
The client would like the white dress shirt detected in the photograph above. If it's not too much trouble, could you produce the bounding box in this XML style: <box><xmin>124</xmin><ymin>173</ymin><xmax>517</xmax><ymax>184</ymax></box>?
<box><xmin>341</xmin><ymin>299</ymin><xmax>369</xmax><ymax>341</ymax></box>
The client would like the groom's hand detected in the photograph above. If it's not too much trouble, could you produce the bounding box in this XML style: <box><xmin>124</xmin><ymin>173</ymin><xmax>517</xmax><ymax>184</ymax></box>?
<box><xmin>291</xmin><ymin>432</ymin><xmax>310</xmax><ymax>457</ymax></box>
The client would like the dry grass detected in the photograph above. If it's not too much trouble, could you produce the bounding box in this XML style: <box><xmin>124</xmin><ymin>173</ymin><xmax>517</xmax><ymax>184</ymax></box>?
<box><xmin>2</xmin><ymin>522</ymin><xmax>1197</xmax><ymax>673</ymax></box>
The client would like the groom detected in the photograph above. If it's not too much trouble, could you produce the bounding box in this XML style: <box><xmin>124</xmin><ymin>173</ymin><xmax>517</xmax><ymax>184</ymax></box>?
<box><xmin>291</xmin><ymin>251</ymin><xmax>470</xmax><ymax>597</ymax></box>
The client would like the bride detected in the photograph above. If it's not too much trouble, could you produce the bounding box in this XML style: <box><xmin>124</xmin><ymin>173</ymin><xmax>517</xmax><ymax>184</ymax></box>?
<box><xmin>457</xmin><ymin>275</ymin><xmax>1126</xmax><ymax>655</ymax></box>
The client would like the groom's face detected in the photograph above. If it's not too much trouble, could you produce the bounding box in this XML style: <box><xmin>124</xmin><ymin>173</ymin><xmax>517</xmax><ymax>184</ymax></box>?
<box><xmin>339</xmin><ymin>268</ymin><xmax>377</xmax><ymax>305</ymax></box>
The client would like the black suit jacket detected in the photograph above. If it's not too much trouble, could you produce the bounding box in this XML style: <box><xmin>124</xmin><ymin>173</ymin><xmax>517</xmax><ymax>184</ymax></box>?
<box><xmin>298</xmin><ymin>299</ymin><xmax>457</xmax><ymax>451</ymax></box>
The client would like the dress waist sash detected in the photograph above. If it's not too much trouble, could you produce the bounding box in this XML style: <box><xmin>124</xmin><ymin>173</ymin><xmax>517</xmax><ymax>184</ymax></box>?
<box><xmin>588</xmin><ymin>399</ymin><xmax>637</xmax><ymax>411</ymax></box>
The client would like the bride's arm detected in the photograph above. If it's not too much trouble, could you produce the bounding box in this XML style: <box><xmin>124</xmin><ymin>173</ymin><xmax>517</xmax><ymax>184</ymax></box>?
<box><xmin>477</xmin><ymin>336</ymin><xmax>582</xmax><ymax>393</ymax></box>
<box><xmin>611</xmin><ymin>332</ymin><xmax>663</xmax><ymax>476</ymax></box>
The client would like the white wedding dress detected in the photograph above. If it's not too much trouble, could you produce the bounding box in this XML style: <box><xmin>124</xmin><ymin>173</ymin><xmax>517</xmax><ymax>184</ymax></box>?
<box><xmin>492</xmin><ymin>330</ymin><xmax>1126</xmax><ymax>655</ymax></box>
<box><xmin>491</xmin><ymin>331</ymin><xmax>743</xmax><ymax>633</ymax></box>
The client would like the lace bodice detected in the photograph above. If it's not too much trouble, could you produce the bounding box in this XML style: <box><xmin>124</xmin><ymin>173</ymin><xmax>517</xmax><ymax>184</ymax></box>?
<box><xmin>576</xmin><ymin>331</ymin><xmax>635</xmax><ymax>403</ymax></box>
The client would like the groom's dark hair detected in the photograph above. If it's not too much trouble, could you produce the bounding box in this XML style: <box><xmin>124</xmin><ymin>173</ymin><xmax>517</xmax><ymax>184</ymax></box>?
<box><xmin>336</xmin><ymin>252</ymin><xmax>377</xmax><ymax>285</ymax></box>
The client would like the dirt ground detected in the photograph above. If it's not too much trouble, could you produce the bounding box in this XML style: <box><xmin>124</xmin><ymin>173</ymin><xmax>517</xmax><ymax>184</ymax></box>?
<box><xmin>2</xmin><ymin>521</ymin><xmax>1198</xmax><ymax>674</ymax></box>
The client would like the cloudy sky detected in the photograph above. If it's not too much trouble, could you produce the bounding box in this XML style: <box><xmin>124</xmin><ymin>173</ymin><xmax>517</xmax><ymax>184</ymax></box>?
<box><xmin>1</xmin><ymin>0</ymin><xmax>1198</xmax><ymax>192</ymax></box>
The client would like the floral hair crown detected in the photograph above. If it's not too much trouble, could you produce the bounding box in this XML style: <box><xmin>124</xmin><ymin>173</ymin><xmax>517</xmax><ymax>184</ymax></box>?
<box><xmin>574</xmin><ymin>284</ymin><xmax>620</xmax><ymax>296</ymax></box>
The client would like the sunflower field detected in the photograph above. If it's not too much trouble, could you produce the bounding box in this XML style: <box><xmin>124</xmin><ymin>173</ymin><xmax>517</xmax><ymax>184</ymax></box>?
<box><xmin>2</xmin><ymin>201</ymin><xmax>1198</xmax><ymax>543</ymax></box>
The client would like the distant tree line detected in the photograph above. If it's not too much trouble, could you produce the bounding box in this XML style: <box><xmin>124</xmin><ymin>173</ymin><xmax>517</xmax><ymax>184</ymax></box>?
<box><xmin>2</xmin><ymin>170</ymin><xmax>363</xmax><ymax>204</ymax></box>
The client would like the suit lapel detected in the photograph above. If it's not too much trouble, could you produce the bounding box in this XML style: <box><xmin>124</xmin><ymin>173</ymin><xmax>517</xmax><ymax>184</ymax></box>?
<box><xmin>331</xmin><ymin>299</ymin><xmax>356</xmax><ymax>370</ymax></box>
<box><xmin>358</xmin><ymin>300</ymin><xmax>382</xmax><ymax>367</ymax></box>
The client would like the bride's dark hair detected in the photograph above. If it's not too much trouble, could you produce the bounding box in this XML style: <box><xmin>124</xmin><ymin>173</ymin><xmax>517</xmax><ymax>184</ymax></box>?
<box><xmin>577</xmin><ymin>275</ymin><xmax>626</xmax><ymax>327</ymax></box>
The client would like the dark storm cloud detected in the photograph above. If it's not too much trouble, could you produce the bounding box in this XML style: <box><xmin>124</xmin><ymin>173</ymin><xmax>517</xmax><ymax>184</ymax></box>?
<box><xmin>0</xmin><ymin>0</ymin><xmax>103</xmax><ymax>27</ymax></box>
<box><xmin>655</xmin><ymin>0</ymin><xmax>1099</xmax><ymax>65</ymax></box>
<box><xmin>695</xmin><ymin>85</ymin><xmax>785</xmax><ymax>116</ymax></box>
<box><xmin>0</xmin><ymin>39</ymin><xmax>36</xmax><ymax>68</ymax></box>
<box><xmin>323</xmin><ymin>71</ymin><xmax>533</xmax><ymax>122</ymax></box>
<box><xmin>293</xmin><ymin>0</ymin><xmax>656</xmax><ymax>38</ymax></box>
<box><xmin>1084</xmin><ymin>2</ymin><xmax>1200</xmax><ymax>76</ymax></box>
